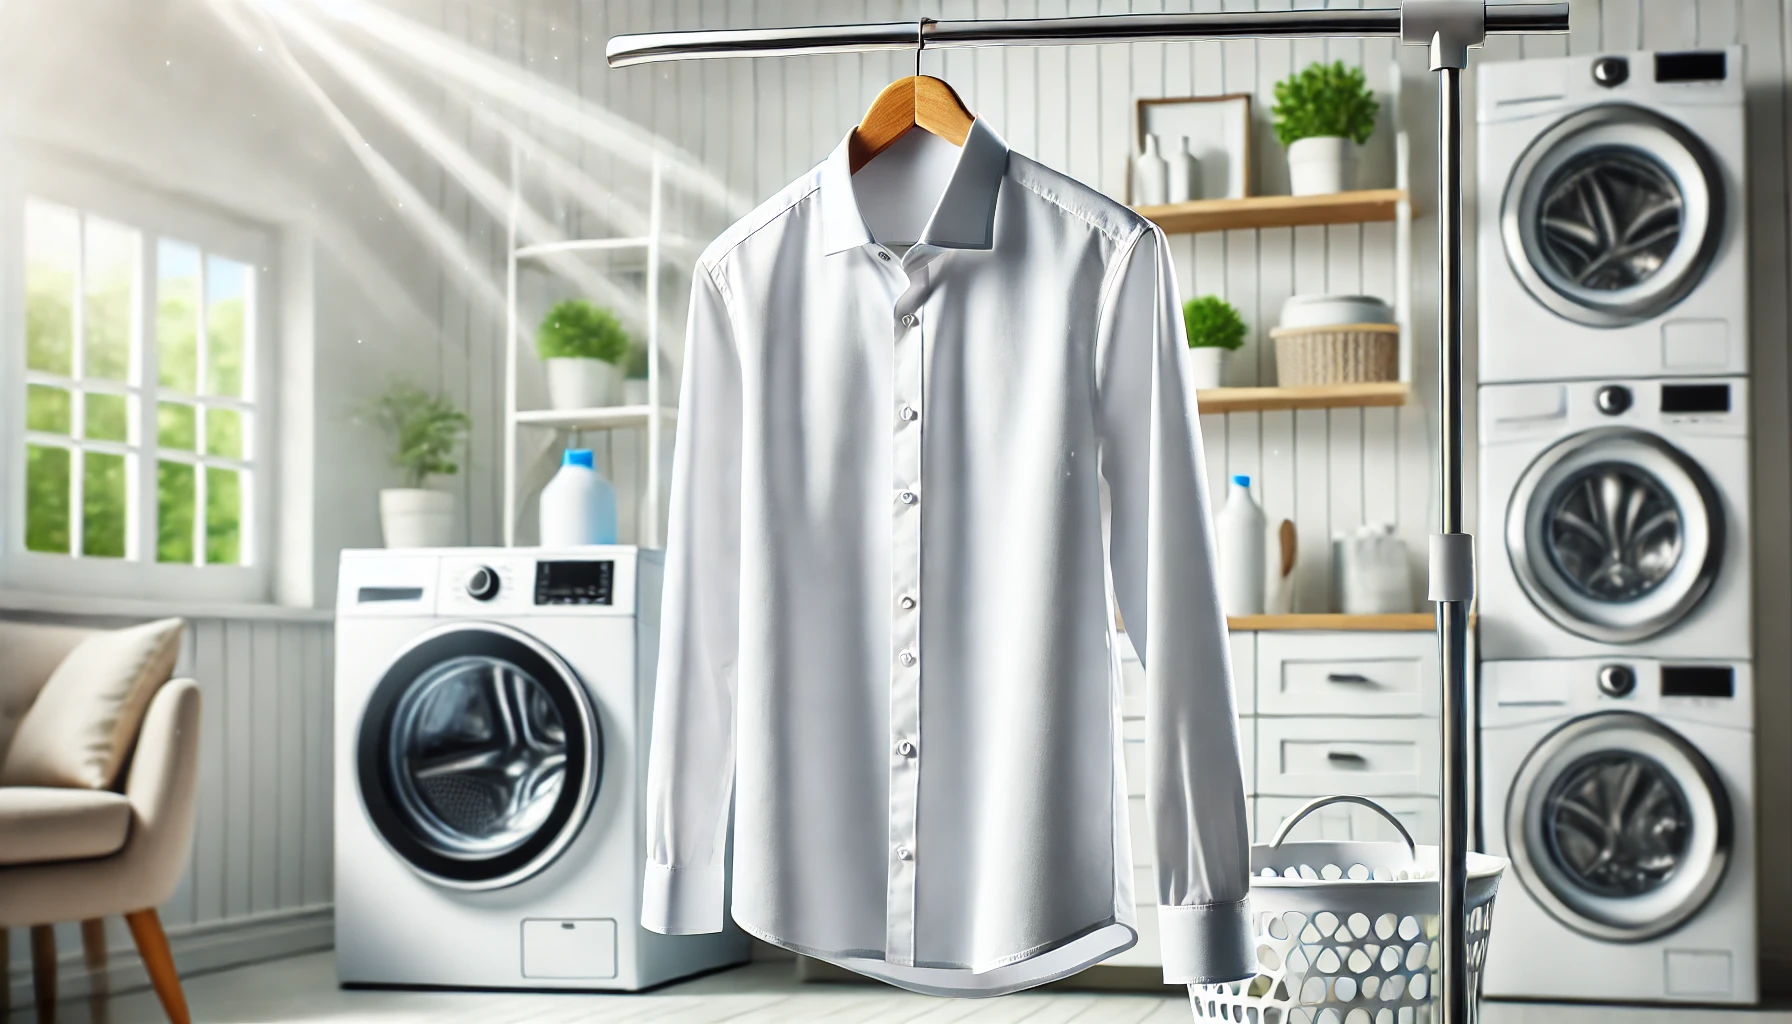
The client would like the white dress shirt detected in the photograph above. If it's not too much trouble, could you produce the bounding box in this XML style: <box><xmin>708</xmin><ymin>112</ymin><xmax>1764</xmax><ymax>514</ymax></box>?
<box><xmin>642</xmin><ymin>116</ymin><xmax>1253</xmax><ymax>997</ymax></box>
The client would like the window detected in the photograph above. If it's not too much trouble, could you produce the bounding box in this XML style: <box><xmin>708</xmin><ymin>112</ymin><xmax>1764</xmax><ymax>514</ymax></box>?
<box><xmin>6</xmin><ymin>165</ymin><xmax>274</xmax><ymax>602</ymax></box>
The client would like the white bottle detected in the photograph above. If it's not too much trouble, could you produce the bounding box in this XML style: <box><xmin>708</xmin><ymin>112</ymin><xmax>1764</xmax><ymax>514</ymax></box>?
<box><xmin>1217</xmin><ymin>474</ymin><xmax>1266</xmax><ymax>616</ymax></box>
<box><xmin>1134</xmin><ymin>134</ymin><xmax>1169</xmax><ymax>206</ymax></box>
<box><xmin>539</xmin><ymin>448</ymin><xmax>618</xmax><ymax>547</ymax></box>
<box><xmin>1168</xmin><ymin>135</ymin><xmax>1200</xmax><ymax>204</ymax></box>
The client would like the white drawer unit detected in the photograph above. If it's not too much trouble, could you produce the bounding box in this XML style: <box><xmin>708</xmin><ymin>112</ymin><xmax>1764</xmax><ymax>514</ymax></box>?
<box><xmin>1256</xmin><ymin>717</ymin><xmax>1439</xmax><ymax>797</ymax></box>
<box><xmin>1255</xmin><ymin>631</ymin><xmax>1438</xmax><ymax>718</ymax></box>
<box><xmin>1256</xmin><ymin>796</ymin><xmax>1440</xmax><ymax>846</ymax></box>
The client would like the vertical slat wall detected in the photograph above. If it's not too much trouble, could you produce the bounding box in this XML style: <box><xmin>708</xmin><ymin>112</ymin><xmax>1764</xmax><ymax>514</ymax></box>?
<box><xmin>2</xmin><ymin>613</ymin><xmax>334</xmax><ymax>990</ymax></box>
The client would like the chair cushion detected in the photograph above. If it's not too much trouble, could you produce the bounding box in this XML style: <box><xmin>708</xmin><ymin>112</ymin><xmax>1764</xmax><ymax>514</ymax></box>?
<box><xmin>0</xmin><ymin>621</ymin><xmax>94</xmax><ymax>764</ymax></box>
<box><xmin>0</xmin><ymin>787</ymin><xmax>132</xmax><ymax>866</ymax></box>
<box><xmin>0</xmin><ymin>618</ymin><xmax>184</xmax><ymax>790</ymax></box>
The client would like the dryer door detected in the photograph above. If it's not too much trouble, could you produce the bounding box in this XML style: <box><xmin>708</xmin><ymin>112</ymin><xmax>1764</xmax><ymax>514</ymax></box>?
<box><xmin>1507</xmin><ymin>711</ymin><xmax>1731</xmax><ymax>942</ymax></box>
<box><xmin>356</xmin><ymin>622</ymin><xmax>602</xmax><ymax>890</ymax></box>
<box><xmin>1506</xmin><ymin>427</ymin><xmax>1723</xmax><ymax>643</ymax></box>
<box><xmin>1502</xmin><ymin>103</ymin><xmax>1724</xmax><ymax>328</ymax></box>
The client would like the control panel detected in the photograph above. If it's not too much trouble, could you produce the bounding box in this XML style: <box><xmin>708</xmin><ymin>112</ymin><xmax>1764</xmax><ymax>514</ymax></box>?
<box><xmin>535</xmin><ymin>560</ymin><xmax>614</xmax><ymax>606</ymax></box>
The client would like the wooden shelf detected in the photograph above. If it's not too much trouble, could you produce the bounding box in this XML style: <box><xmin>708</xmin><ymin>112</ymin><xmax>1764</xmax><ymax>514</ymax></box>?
<box><xmin>513</xmin><ymin>405</ymin><xmax>677</xmax><ymax>431</ymax></box>
<box><xmin>1136</xmin><ymin>189</ymin><xmax>1409</xmax><ymax>235</ymax></box>
<box><xmin>1228</xmin><ymin>613</ymin><xmax>1434</xmax><ymax>632</ymax></box>
<box><xmin>1196</xmin><ymin>381</ymin><xmax>1407</xmax><ymax>414</ymax></box>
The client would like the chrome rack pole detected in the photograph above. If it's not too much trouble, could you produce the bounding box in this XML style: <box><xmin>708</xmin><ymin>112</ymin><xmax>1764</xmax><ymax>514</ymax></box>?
<box><xmin>608</xmin><ymin>6</ymin><xmax>1566</xmax><ymax>1023</ymax></box>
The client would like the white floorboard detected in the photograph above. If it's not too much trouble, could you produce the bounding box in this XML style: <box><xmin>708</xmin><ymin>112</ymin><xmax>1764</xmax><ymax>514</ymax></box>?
<box><xmin>11</xmin><ymin>953</ymin><xmax>1792</xmax><ymax>1024</ymax></box>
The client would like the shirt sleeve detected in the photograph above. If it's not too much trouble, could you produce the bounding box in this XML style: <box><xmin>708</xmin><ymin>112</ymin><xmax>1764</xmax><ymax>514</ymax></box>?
<box><xmin>641</xmin><ymin>264</ymin><xmax>743</xmax><ymax>935</ymax></box>
<box><xmin>1095</xmin><ymin>225</ymin><xmax>1255</xmax><ymax>986</ymax></box>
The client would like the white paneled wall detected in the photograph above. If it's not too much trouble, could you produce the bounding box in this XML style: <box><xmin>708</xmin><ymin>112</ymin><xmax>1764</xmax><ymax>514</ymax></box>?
<box><xmin>3</xmin><ymin>611</ymin><xmax>333</xmax><ymax>1005</ymax></box>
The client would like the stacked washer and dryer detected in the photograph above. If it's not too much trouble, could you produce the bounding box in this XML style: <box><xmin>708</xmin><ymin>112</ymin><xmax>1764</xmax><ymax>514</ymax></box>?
<box><xmin>1476</xmin><ymin>48</ymin><xmax>1756</xmax><ymax>1004</ymax></box>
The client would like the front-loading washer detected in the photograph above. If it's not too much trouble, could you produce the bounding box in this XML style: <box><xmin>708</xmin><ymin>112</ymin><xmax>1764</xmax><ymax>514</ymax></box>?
<box><xmin>1477</xmin><ymin>377</ymin><xmax>1750</xmax><ymax>661</ymax></box>
<box><xmin>1480</xmin><ymin>658</ymin><xmax>1755</xmax><ymax>1004</ymax></box>
<box><xmin>1477</xmin><ymin>48</ymin><xmax>1747</xmax><ymax>383</ymax></box>
<box><xmin>333</xmin><ymin>547</ymin><xmax>748</xmax><ymax>990</ymax></box>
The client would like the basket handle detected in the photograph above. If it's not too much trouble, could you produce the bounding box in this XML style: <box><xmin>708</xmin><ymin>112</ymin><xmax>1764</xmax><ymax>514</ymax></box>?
<box><xmin>1267</xmin><ymin>795</ymin><xmax>1417</xmax><ymax>857</ymax></box>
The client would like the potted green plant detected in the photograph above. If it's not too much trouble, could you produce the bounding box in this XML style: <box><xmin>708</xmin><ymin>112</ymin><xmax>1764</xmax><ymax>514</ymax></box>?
<box><xmin>1272</xmin><ymin>60</ymin><xmax>1380</xmax><ymax>196</ymax></box>
<box><xmin>622</xmin><ymin>340</ymin><xmax>652</xmax><ymax>406</ymax></box>
<box><xmin>537</xmin><ymin>299</ymin><xmax>632</xmax><ymax>409</ymax></box>
<box><xmin>365</xmin><ymin>381</ymin><xmax>471</xmax><ymax>548</ymax></box>
<box><xmin>1183</xmin><ymin>295</ymin><xmax>1249</xmax><ymax>390</ymax></box>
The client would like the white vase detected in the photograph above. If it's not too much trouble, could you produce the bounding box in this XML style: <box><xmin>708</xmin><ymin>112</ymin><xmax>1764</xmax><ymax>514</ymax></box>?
<box><xmin>379</xmin><ymin>488</ymin><xmax>455</xmax><ymax>549</ymax></box>
<box><xmin>623</xmin><ymin>378</ymin><xmax>650</xmax><ymax>406</ymax></box>
<box><xmin>1168</xmin><ymin>135</ymin><xmax>1200</xmax><ymax>204</ymax></box>
<box><xmin>545</xmin><ymin>357</ymin><xmax>623</xmax><ymax>410</ymax></box>
<box><xmin>1134</xmin><ymin>134</ymin><xmax>1169</xmax><ymax>206</ymax></box>
<box><xmin>1188</xmin><ymin>347</ymin><xmax>1227</xmax><ymax>390</ymax></box>
<box><xmin>1287</xmin><ymin>136</ymin><xmax>1358</xmax><ymax>196</ymax></box>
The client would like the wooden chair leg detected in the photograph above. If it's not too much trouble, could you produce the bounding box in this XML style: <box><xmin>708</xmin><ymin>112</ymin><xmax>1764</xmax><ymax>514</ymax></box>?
<box><xmin>30</xmin><ymin>924</ymin><xmax>57</xmax><ymax>1024</ymax></box>
<box><xmin>123</xmin><ymin>910</ymin><xmax>189</xmax><ymax>1024</ymax></box>
<box><xmin>81</xmin><ymin>919</ymin><xmax>110</xmax><ymax>1024</ymax></box>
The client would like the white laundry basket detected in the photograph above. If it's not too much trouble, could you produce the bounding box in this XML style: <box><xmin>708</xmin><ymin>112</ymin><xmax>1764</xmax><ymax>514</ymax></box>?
<box><xmin>1190</xmin><ymin>796</ymin><xmax>1508</xmax><ymax>1024</ymax></box>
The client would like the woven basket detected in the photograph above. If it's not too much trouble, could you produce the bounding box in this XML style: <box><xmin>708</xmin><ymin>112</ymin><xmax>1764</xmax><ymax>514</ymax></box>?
<box><xmin>1272</xmin><ymin>323</ymin><xmax>1399</xmax><ymax>386</ymax></box>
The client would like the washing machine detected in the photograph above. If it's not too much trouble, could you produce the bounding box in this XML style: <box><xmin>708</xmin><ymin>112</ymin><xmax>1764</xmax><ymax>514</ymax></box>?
<box><xmin>1477</xmin><ymin>377</ymin><xmax>1750</xmax><ymax>661</ymax></box>
<box><xmin>333</xmin><ymin>547</ymin><xmax>748</xmax><ymax>990</ymax></box>
<box><xmin>1477</xmin><ymin>47</ymin><xmax>1747</xmax><ymax>384</ymax></box>
<box><xmin>1480</xmin><ymin>658</ymin><xmax>1755</xmax><ymax>1003</ymax></box>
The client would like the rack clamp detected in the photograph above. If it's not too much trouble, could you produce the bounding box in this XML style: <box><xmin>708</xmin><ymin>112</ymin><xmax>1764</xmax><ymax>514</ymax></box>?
<box><xmin>1400</xmin><ymin>0</ymin><xmax>1486</xmax><ymax>70</ymax></box>
<box><xmin>1428</xmin><ymin>534</ymin><xmax>1475</xmax><ymax>604</ymax></box>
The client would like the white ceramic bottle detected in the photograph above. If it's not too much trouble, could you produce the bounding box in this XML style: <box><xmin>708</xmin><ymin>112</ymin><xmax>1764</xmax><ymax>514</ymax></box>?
<box><xmin>1168</xmin><ymin>135</ymin><xmax>1200</xmax><ymax>203</ymax></box>
<box><xmin>539</xmin><ymin>448</ymin><xmax>618</xmax><ymax>546</ymax></box>
<box><xmin>1134</xmin><ymin>134</ymin><xmax>1169</xmax><ymax>206</ymax></box>
<box><xmin>1217</xmin><ymin>473</ymin><xmax>1266</xmax><ymax>616</ymax></box>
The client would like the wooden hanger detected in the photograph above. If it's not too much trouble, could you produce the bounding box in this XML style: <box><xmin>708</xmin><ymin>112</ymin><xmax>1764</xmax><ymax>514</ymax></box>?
<box><xmin>848</xmin><ymin>75</ymin><xmax>976</xmax><ymax>174</ymax></box>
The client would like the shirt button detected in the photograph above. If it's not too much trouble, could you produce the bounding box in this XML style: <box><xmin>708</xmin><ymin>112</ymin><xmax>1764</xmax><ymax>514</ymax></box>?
<box><xmin>899</xmin><ymin>405</ymin><xmax>918</xmax><ymax>422</ymax></box>
<box><xmin>896</xmin><ymin>846</ymin><xmax>913</xmax><ymax>861</ymax></box>
<box><xmin>898</xmin><ymin>490</ymin><xmax>917</xmax><ymax>505</ymax></box>
<box><xmin>899</xmin><ymin>595</ymin><xmax>916</xmax><ymax>610</ymax></box>
<box><xmin>901</xmin><ymin>313</ymin><xmax>918</xmax><ymax>328</ymax></box>
<box><xmin>899</xmin><ymin>649</ymin><xmax>916</xmax><ymax>667</ymax></box>
<box><xmin>877</xmin><ymin>251</ymin><xmax>891</xmax><ymax>261</ymax></box>
<box><xmin>896</xmin><ymin>739</ymin><xmax>917</xmax><ymax>757</ymax></box>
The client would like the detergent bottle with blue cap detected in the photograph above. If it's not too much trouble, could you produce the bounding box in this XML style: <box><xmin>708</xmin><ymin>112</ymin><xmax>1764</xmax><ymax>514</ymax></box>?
<box><xmin>1216</xmin><ymin>472</ymin><xmax>1265</xmax><ymax>616</ymax></box>
<box><xmin>540</xmin><ymin>448</ymin><xmax>618</xmax><ymax>546</ymax></box>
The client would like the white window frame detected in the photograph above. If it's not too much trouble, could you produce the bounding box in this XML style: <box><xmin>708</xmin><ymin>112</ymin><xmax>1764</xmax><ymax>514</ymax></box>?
<box><xmin>0</xmin><ymin>153</ymin><xmax>279</xmax><ymax>604</ymax></box>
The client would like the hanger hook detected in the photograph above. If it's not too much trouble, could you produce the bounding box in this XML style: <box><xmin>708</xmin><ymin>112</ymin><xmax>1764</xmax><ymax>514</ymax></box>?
<box><xmin>916</xmin><ymin>17</ymin><xmax>925</xmax><ymax>77</ymax></box>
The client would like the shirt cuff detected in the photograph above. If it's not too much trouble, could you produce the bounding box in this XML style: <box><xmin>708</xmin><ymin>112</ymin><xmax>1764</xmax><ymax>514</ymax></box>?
<box><xmin>1157</xmin><ymin>898</ymin><xmax>1256</xmax><ymax>985</ymax></box>
<box><xmin>641</xmin><ymin>861</ymin><xmax>726</xmax><ymax>934</ymax></box>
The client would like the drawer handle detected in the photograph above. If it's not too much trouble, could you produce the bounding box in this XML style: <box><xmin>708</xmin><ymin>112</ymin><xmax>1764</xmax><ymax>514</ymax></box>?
<box><xmin>1327</xmin><ymin>750</ymin><xmax>1369</xmax><ymax>766</ymax></box>
<box><xmin>1326</xmin><ymin>673</ymin><xmax>1375</xmax><ymax>684</ymax></box>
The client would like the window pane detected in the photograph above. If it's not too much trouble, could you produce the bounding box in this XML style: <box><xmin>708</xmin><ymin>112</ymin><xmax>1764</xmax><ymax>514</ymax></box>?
<box><xmin>26</xmin><ymin>384</ymin><xmax>71</xmax><ymax>434</ymax></box>
<box><xmin>25</xmin><ymin>200</ymin><xmax>76</xmax><ymax>376</ymax></box>
<box><xmin>205</xmin><ymin>467</ymin><xmax>242</xmax><ymax>566</ymax></box>
<box><xmin>82</xmin><ymin>451</ymin><xmax>128</xmax><ymax>558</ymax></box>
<box><xmin>157</xmin><ymin>461</ymin><xmax>195</xmax><ymax>564</ymax></box>
<box><xmin>25</xmin><ymin>444</ymin><xmax>71</xmax><ymax>554</ymax></box>
<box><xmin>206</xmin><ymin>255</ymin><xmax>249</xmax><ymax>398</ymax></box>
<box><xmin>85</xmin><ymin>392</ymin><xmax>131</xmax><ymax>443</ymax></box>
<box><xmin>205</xmin><ymin>407</ymin><xmax>244</xmax><ymax>459</ymax></box>
<box><xmin>84</xmin><ymin>217</ymin><xmax>137</xmax><ymax>382</ymax></box>
<box><xmin>157</xmin><ymin>240</ymin><xmax>200</xmax><ymax>393</ymax></box>
<box><xmin>157</xmin><ymin>402</ymin><xmax>196</xmax><ymax>451</ymax></box>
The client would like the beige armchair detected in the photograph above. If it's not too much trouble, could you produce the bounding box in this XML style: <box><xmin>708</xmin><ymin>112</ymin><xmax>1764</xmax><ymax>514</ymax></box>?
<box><xmin>0</xmin><ymin>619</ymin><xmax>201</xmax><ymax>1024</ymax></box>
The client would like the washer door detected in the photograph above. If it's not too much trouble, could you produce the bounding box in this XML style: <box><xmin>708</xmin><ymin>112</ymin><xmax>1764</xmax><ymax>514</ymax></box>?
<box><xmin>1502</xmin><ymin>104</ymin><xmax>1724</xmax><ymax>327</ymax></box>
<box><xmin>1507</xmin><ymin>712</ymin><xmax>1731</xmax><ymax>942</ymax></box>
<box><xmin>1506</xmin><ymin>427</ymin><xmax>1723</xmax><ymax>643</ymax></box>
<box><xmin>356</xmin><ymin>623</ymin><xmax>601</xmax><ymax>890</ymax></box>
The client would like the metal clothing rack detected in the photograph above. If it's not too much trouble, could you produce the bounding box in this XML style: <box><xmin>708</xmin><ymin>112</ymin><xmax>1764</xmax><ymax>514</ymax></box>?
<box><xmin>608</xmin><ymin>5</ymin><xmax>1569</xmax><ymax>1022</ymax></box>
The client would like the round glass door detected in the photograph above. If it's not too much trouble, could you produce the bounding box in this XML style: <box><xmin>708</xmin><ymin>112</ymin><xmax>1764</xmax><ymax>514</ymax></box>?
<box><xmin>1502</xmin><ymin>104</ymin><xmax>1724</xmax><ymax>327</ymax></box>
<box><xmin>357</xmin><ymin>624</ymin><xmax>601</xmax><ymax>889</ymax></box>
<box><xmin>1507</xmin><ymin>427</ymin><xmax>1723</xmax><ymax>643</ymax></box>
<box><xmin>1507</xmin><ymin>712</ymin><xmax>1731</xmax><ymax>941</ymax></box>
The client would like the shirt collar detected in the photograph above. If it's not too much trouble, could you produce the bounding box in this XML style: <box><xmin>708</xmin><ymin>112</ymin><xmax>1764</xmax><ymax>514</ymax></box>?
<box><xmin>820</xmin><ymin>117</ymin><xmax>1010</xmax><ymax>257</ymax></box>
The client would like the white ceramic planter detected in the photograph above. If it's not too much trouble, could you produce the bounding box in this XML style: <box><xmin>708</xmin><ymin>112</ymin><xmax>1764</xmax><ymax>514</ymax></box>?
<box><xmin>545</xmin><ymin>357</ymin><xmax>623</xmax><ymax>410</ymax></box>
<box><xmin>380</xmin><ymin>488</ymin><xmax>455</xmax><ymax>549</ymax></box>
<box><xmin>623</xmin><ymin>378</ymin><xmax>650</xmax><ymax>406</ymax></box>
<box><xmin>1188</xmin><ymin>347</ymin><xmax>1227</xmax><ymax>390</ymax></box>
<box><xmin>1287</xmin><ymin>136</ymin><xmax>1357</xmax><ymax>196</ymax></box>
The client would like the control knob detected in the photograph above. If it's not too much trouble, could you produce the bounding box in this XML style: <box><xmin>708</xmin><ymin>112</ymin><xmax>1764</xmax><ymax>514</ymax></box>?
<box><xmin>467</xmin><ymin>566</ymin><xmax>501</xmax><ymax>601</ymax></box>
<box><xmin>1597</xmin><ymin>664</ymin><xmax>1636</xmax><ymax>698</ymax></box>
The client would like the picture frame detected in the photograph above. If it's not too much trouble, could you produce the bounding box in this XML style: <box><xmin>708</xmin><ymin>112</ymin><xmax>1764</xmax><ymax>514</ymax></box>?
<box><xmin>1131</xmin><ymin>94</ymin><xmax>1254</xmax><ymax>204</ymax></box>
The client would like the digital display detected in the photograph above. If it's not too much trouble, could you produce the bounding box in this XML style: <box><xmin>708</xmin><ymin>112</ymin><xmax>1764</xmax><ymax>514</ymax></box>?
<box><xmin>1661</xmin><ymin>665</ymin><xmax>1734</xmax><ymax>699</ymax></box>
<box><xmin>1660</xmin><ymin>383</ymin><xmax>1730</xmax><ymax>414</ymax></box>
<box><xmin>535</xmin><ymin>560</ymin><xmax>614</xmax><ymax>605</ymax></box>
<box><xmin>1655</xmin><ymin>51</ymin><xmax>1726</xmax><ymax>83</ymax></box>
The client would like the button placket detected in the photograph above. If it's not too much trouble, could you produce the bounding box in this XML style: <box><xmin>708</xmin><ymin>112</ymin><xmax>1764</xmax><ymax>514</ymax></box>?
<box><xmin>885</xmin><ymin>270</ymin><xmax>927</xmax><ymax>967</ymax></box>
